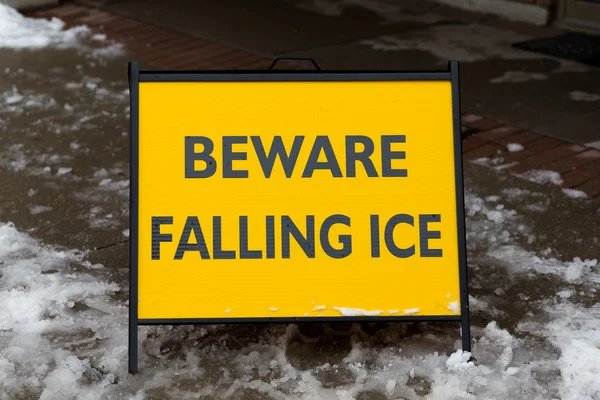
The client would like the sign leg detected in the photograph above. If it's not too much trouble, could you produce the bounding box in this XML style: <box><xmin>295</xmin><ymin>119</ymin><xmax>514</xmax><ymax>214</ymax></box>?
<box><xmin>461</xmin><ymin>314</ymin><xmax>471</xmax><ymax>353</ymax></box>
<box><xmin>129</xmin><ymin>316</ymin><xmax>138</xmax><ymax>373</ymax></box>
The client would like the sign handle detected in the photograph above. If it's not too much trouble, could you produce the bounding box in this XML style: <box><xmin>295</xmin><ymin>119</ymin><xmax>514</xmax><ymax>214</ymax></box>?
<box><xmin>128</xmin><ymin>61</ymin><xmax>140</xmax><ymax>374</ymax></box>
<box><xmin>268</xmin><ymin>57</ymin><xmax>321</xmax><ymax>70</ymax></box>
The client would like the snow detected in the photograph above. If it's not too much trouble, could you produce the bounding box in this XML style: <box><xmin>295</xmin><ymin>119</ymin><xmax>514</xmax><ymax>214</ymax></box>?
<box><xmin>312</xmin><ymin>305</ymin><xmax>326</xmax><ymax>311</ymax></box>
<box><xmin>57</xmin><ymin>167</ymin><xmax>72</xmax><ymax>176</ymax></box>
<box><xmin>0</xmin><ymin>4</ymin><xmax>122</xmax><ymax>56</ymax></box>
<box><xmin>0</xmin><ymin>222</ymin><xmax>121</xmax><ymax>399</ymax></box>
<box><xmin>445</xmin><ymin>350</ymin><xmax>474</xmax><ymax>371</ymax></box>
<box><xmin>517</xmin><ymin>169</ymin><xmax>564</xmax><ymax>185</ymax></box>
<box><xmin>403</xmin><ymin>308</ymin><xmax>420</xmax><ymax>315</ymax></box>
<box><xmin>562</xmin><ymin>188</ymin><xmax>588</xmax><ymax>199</ymax></box>
<box><xmin>5</xmin><ymin>93</ymin><xmax>23</xmax><ymax>104</ymax></box>
<box><xmin>332</xmin><ymin>307</ymin><xmax>383</xmax><ymax>316</ymax></box>
<box><xmin>29</xmin><ymin>205</ymin><xmax>52</xmax><ymax>215</ymax></box>
<box><xmin>0</xmin><ymin>4</ymin><xmax>89</xmax><ymax>49</ymax></box>
<box><xmin>506</xmin><ymin>143</ymin><xmax>524</xmax><ymax>152</ymax></box>
<box><xmin>385</xmin><ymin>379</ymin><xmax>396</xmax><ymax>394</ymax></box>
<box><xmin>569</xmin><ymin>91</ymin><xmax>600</xmax><ymax>102</ymax></box>
<box><xmin>447</xmin><ymin>301</ymin><xmax>460</xmax><ymax>313</ymax></box>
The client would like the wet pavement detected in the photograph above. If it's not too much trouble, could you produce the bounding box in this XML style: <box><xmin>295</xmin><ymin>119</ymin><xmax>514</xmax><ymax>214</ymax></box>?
<box><xmin>1</xmin><ymin>3</ymin><xmax>600</xmax><ymax>400</ymax></box>
<box><xmin>78</xmin><ymin>0</ymin><xmax>600</xmax><ymax>147</ymax></box>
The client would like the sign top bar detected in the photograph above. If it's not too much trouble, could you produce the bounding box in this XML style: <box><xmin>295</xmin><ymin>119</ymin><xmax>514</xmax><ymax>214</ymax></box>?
<box><xmin>138</xmin><ymin>71</ymin><xmax>453</xmax><ymax>82</ymax></box>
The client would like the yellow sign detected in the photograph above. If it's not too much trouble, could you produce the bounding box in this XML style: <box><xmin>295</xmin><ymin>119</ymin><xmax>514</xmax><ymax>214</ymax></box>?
<box><xmin>134</xmin><ymin>70</ymin><xmax>467</xmax><ymax>322</ymax></box>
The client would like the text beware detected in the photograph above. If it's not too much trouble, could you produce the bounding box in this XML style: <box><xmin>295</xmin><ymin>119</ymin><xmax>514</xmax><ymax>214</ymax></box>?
<box><xmin>185</xmin><ymin>135</ymin><xmax>407</xmax><ymax>179</ymax></box>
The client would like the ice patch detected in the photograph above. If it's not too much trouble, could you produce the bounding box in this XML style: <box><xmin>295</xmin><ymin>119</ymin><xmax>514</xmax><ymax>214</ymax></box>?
<box><xmin>489</xmin><ymin>245</ymin><xmax>599</xmax><ymax>283</ymax></box>
<box><xmin>490</xmin><ymin>71</ymin><xmax>547</xmax><ymax>84</ymax></box>
<box><xmin>5</xmin><ymin>93</ymin><xmax>23</xmax><ymax>104</ymax></box>
<box><xmin>569</xmin><ymin>91</ymin><xmax>600</xmax><ymax>102</ymax></box>
<box><xmin>385</xmin><ymin>379</ymin><xmax>396</xmax><ymax>394</ymax></box>
<box><xmin>29</xmin><ymin>205</ymin><xmax>52</xmax><ymax>215</ymax></box>
<box><xmin>562</xmin><ymin>188</ymin><xmax>588</xmax><ymax>199</ymax></box>
<box><xmin>268</xmin><ymin>307</ymin><xmax>278</xmax><ymax>312</ymax></box>
<box><xmin>556</xmin><ymin>289</ymin><xmax>573</xmax><ymax>299</ymax></box>
<box><xmin>57</xmin><ymin>167</ymin><xmax>72</xmax><ymax>176</ymax></box>
<box><xmin>506</xmin><ymin>143</ymin><xmax>524</xmax><ymax>152</ymax></box>
<box><xmin>517</xmin><ymin>169</ymin><xmax>563</xmax><ymax>185</ymax></box>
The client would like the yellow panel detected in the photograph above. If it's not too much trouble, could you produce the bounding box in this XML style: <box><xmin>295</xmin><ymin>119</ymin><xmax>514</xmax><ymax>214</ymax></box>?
<box><xmin>137</xmin><ymin>80</ymin><xmax>461</xmax><ymax>320</ymax></box>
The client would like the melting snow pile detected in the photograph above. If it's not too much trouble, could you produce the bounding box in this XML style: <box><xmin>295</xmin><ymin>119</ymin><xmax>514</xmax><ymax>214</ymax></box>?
<box><xmin>0</xmin><ymin>3</ymin><xmax>122</xmax><ymax>54</ymax></box>
<box><xmin>0</xmin><ymin>222</ymin><xmax>123</xmax><ymax>399</ymax></box>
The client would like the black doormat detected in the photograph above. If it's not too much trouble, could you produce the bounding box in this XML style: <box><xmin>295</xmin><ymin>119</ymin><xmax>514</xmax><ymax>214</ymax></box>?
<box><xmin>512</xmin><ymin>32</ymin><xmax>600</xmax><ymax>68</ymax></box>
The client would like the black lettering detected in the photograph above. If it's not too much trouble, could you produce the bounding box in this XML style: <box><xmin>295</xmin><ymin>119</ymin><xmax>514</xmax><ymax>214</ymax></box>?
<box><xmin>152</xmin><ymin>217</ymin><xmax>173</xmax><ymax>260</ymax></box>
<box><xmin>251</xmin><ymin>136</ymin><xmax>304</xmax><ymax>178</ymax></box>
<box><xmin>213</xmin><ymin>216</ymin><xmax>236</xmax><ymax>259</ymax></box>
<box><xmin>419</xmin><ymin>214</ymin><xmax>443</xmax><ymax>257</ymax></box>
<box><xmin>266</xmin><ymin>216</ymin><xmax>275</xmax><ymax>259</ymax></box>
<box><xmin>239</xmin><ymin>216</ymin><xmax>262</xmax><ymax>259</ymax></box>
<box><xmin>384</xmin><ymin>214</ymin><xmax>415</xmax><ymax>258</ymax></box>
<box><xmin>223</xmin><ymin>136</ymin><xmax>248</xmax><ymax>178</ymax></box>
<box><xmin>185</xmin><ymin>136</ymin><xmax>216</xmax><ymax>178</ymax></box>
<box><xmin>370</xmin><ymin>215</ymin><xmax>380</xmax><ymax>258</ymax></box>
<box><xmin>175</xmin><ymin>216</ymin><xmax>210</xmax><ymax>259</ymax></box>
<box><xmin>346</xmin><ymin>136</ymin><xmax>378</xmax><ymax>177</ymax></box>
<box><xmin>281</xmin><ymin>216</ymin><xmax>315</xmax><ymax>258</ymax></box>
<box><xmin>320</xmin><ymin>214</ymin><xmax>352</xmax><ymax>258</ymax></box>
<box><xmin>381</xmin><ymin>135</ymin><xmax>407</xmax><ymax>177</ymax></box>
<box><xmin>302</xmin><ymin>136</ymin><xmax>343</xmax><ymax>178</ymax></box>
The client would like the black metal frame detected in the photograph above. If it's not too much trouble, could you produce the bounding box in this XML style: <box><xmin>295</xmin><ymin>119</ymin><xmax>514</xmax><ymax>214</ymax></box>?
<box><xmin>128</xmin><ymin>61</ymin><xmax>470</xmax><ymax>373</ymax></box>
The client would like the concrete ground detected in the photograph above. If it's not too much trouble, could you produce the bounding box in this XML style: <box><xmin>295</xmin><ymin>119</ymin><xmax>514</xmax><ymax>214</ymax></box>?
<box><xmin>1</xmin><ymin>2</ymin><xmax>600</xmax><ymax>399</ymax></box>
